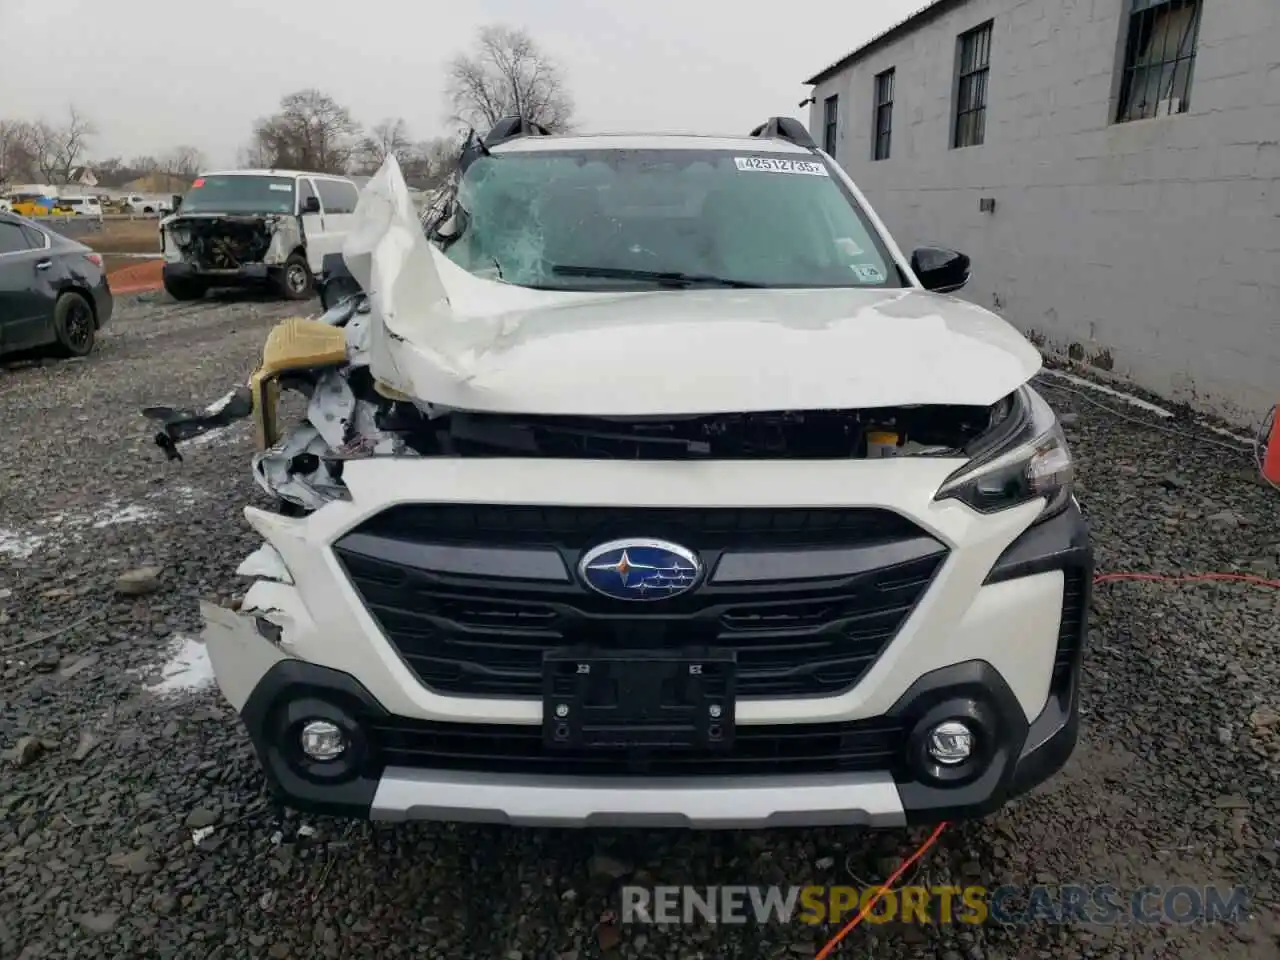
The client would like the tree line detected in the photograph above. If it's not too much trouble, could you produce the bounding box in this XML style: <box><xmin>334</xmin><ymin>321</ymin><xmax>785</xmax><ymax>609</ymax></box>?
<box><xmin>0</xmin><ymin>24</ymin><xmax>572</xmax><ymax>193</ymax></box>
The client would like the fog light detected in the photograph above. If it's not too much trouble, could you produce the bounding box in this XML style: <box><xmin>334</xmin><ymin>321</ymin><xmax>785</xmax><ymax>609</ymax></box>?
<box><xmin>927</xmin><ymin>720</ymin><xmax>973</xmax><ymax>765</ymax></box>
<box><xmin>299</xmin><ymin>720</ymin><xmax>346</xmax><ymax>761</ymax></box>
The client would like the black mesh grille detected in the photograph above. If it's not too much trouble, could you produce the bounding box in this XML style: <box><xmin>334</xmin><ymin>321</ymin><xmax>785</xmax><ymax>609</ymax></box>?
<box><xmin>335</xmin><ymin>505</ymin><xmax>946</xmax><ymax>699</ymax></box>
<box><xmin>370</xmin><ymin>715</ymin><xmax>907</xmax><ymax>777</ymax></box>
<box><xmin>1053</xmin><ymin>568</ymin><xmax>1088</xmax><ymax>687</ymax></box>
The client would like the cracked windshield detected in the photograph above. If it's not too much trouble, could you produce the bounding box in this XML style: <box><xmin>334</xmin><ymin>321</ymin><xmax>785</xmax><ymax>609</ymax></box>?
<box><xmin>441</xmin><ymin>150</ymin><xmax>900</xmax><ymax>290</ymax></box>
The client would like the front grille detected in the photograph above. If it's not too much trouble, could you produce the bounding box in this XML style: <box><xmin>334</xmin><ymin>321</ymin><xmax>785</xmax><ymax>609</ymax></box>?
<box><xmin>370</xmin><ymin>716</ymin><xmax>907</xmax><ymax>777</ymax></box>
<box><xmin>335</xmin><ymin>505</ymin><xmax>947</xmax><ymax>699</ymax></box>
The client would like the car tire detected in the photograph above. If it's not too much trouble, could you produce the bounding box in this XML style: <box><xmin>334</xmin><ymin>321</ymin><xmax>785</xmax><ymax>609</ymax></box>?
<box><xmin>278</xmin><ymin>253</ymin><xmax>314</xmax><ymax>301</ymax></box>
<box><xmin>53</xmin><ymin>291</ymin><xmax>96</xmax><ymax>358</ymax></box>
<box><xmin>164</xmin><ymin>277</ymin><xmax>207</xmax><ymax>301</ymax></box>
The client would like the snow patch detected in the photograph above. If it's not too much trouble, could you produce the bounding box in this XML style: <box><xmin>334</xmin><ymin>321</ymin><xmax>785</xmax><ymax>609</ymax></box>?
<box><xmin>0</xmin><ymin>529</ymin><xmax>47</xmax><ymax>560</ymax></box>
<box><xmin>144</xmin><ymin>635</ymin><xmax>215</xmax><ymax>696</ymax></box>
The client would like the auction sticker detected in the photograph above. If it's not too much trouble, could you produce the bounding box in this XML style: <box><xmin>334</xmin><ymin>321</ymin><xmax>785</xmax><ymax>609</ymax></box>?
<box><xmin>850</xmin><ymin>263</ymin><xmax>887</xmax><ymax>283</ymax></box>
<box><xmin>734</xmin><ymin>157</ymin><xmax>829</xmax><ymax>176</ymax></box>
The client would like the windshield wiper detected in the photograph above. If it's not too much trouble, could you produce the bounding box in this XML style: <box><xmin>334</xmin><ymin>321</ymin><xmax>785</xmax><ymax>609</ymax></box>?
<box><xmin>549</xmin><ymin>265</ymin><xmax>763</xmax><ymax>288</ymax></box>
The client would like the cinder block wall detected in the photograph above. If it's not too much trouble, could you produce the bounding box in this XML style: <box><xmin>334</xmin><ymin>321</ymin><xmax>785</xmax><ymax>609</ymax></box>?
<box><xmin>810</xmin><ymin>0</ymin><xmax>1280</xmax><ymax>423</ymax></box>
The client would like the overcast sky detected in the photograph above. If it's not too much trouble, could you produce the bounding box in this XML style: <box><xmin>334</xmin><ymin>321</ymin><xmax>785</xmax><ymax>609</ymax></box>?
<box><xmin>1</xmin><ymin>0</ymin><xmax>921</xmax><ymax>167</ymax></box>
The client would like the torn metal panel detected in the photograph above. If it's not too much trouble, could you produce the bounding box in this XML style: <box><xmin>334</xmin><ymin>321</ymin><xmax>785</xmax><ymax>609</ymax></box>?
<box><xmin>235</xmin><ymin>543</ymin><xmax>293</xmax><ymax>583</ymax></box>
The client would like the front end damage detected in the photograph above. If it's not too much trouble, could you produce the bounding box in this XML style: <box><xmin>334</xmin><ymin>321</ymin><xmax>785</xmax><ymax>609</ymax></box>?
<box><xmin>143</xmin><ymin>155</ymin><xmax>1087</xmax><ymax>827</ymax></box>
<box><xmin>161</xmin><ymin>213</ymin><xmax>302</xmax><ymax>285</ymax></box>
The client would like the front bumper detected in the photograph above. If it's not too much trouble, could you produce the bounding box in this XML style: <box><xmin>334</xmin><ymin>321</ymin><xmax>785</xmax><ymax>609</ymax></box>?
<box><xmin>92</xmin><ymin>276</ymin><xmax>113</xmax><ymax>328</ymax></box>
<box><xmin>207</xmin><ymin>457</ymin><xmax>1092</xmax><ymax>828</ymax></box>
<box><xmin>164</xmin><ymin>261</ymin><xmax>274</xmax><ymax>287</ymax></box>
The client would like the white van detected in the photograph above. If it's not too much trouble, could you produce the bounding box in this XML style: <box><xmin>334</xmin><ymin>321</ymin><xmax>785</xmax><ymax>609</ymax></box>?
<box><xmin>157</xmin><ymin>170</ymin><xmax>360</xmax><ymax>301</ymax></box>
<box><xmin>59</xmin><ymin>196</ymin><xmax>104</xmax><ymax>218</ymax></box>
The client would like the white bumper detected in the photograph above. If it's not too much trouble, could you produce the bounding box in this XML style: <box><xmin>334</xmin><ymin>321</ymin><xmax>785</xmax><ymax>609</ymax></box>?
<box><xmin>223</xmin><ymin>456</ymin><xmax>1060</xmax><ymax>725</ymax></box>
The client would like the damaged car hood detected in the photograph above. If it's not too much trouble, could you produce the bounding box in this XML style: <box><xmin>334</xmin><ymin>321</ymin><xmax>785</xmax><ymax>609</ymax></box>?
<box><xmin>345</xmin><ymin>158</ymin><xmax>1043</xmax><ymax>417</ymax></box>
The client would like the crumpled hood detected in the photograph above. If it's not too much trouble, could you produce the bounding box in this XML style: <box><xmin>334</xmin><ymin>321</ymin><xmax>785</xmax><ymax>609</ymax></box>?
<box><xmin>343</xmin><ymin>157</ymin><xmax>1041</xmax><ymax>416</ymax></box>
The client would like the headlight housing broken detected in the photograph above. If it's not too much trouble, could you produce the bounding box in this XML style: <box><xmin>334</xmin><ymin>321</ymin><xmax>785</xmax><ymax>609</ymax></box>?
<box><xmin>934</xmin><ymin>386</ymin><xmax>1074</xmax><ymax>523</ymax></box>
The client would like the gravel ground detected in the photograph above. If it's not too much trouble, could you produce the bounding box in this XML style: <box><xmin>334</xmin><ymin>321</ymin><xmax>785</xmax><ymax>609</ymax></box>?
<box><xmin>1</xmin><ymin>293</ymin><xmax>1278</xmax><ymax>959</ymax></box>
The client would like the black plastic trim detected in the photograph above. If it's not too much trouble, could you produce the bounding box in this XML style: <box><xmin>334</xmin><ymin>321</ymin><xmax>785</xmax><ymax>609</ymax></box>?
<box><xmin>711</xmin><ymin>536</ymin><xmax>946</xmax><ymax>584</ymax></box>
<box><xmin>984</xmin><ymin>500</ymin><xmax>1092</xmax><ymax>585</ymax></box>
<box><xmin>241</xmin><ymin>660</ymin><xmax>390</xmax><ymax>819</ymax></box>
<box><xmin>336</xmin><ymin>532</ymin><xmax>570</xmax><ymax>581</ymax></box>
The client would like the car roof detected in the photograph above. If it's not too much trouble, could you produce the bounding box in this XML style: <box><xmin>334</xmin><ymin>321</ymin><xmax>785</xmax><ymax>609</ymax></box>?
<box><xmin>197</xmin><ymin>169</ymin><xmax>356</xmax><ymax>181</ymax></box>
<box><xmin>492</xmin><ymin>133</ymin><xmax>814</xmax><ymax>155</ymax></box>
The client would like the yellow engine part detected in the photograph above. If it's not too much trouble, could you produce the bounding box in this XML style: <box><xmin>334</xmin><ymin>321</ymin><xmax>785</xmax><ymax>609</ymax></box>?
<box><xmin>248</xmin><ymin>317</ymin><xmax>348</xmax><ymax>450</ymax></box>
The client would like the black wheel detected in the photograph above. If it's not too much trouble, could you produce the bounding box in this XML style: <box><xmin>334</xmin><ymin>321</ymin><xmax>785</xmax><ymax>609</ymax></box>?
<box><xmin>278</xmin><ymin>253</ymin><xmax>314</xmax><ymax>301</ymax></box>
<box><xmin>163</xmin><ymin>276</ymin><xmax>206</xmax><ymax>301</ymax></box>
<box><xmin>53</xmin><ymin>291</ymin><xmax>96</xmax><ymax>357</ymax></box>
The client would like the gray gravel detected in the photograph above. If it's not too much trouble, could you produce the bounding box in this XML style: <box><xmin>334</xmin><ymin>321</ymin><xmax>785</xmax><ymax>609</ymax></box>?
<box><xmin>2</xmin><ymin>294</ymin><xmax>1278</xmax><ymax>959</ymax></box>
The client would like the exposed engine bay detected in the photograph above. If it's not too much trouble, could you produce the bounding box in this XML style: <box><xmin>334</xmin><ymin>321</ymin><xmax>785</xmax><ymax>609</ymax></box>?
<box><xmin>142</xmin><ymin>287</ymin><xmax>1007</xmax><ymax>514</ymax></box>
<box><xmin>161</xmin><ymin>215</ymin><xmax>299</xmax><ymax>270</ymax></box>
<box><xmin>142</xmin><ymin>154</ymin><xmax>1041</xmax><ymax>516</ymax></box>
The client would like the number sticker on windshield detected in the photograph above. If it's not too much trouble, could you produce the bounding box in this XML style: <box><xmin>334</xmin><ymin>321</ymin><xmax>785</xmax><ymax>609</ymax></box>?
<box><xmin>734</xmin><ymin>157</ymin><xmax>829</xmax><ymax>176</ymax></box>
<box><xmin>850</xmin><ymin>263</ymin><xmax>886</xmax><ymax>283</ymax></box>
<box><xmin>269</xmin><ymin>184</ymin><xmax>292</xmax><ymax>192</ymax></box>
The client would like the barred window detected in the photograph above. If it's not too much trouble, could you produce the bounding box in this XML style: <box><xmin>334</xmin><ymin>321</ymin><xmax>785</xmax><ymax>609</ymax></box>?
<box><xmin>954</xmin><ymin>21</ymin><xmax>993</xmax><ymax>149</ymax></box>
<box><xmin>1117</xmin><ymin>0</ymin><xmax>1201</xmax><ymax>122</ymax></box>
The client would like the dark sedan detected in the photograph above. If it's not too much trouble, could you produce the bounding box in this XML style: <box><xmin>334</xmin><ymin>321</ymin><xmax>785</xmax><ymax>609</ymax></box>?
<box><xmin>0</xmin><ymin>212</ymin><xmax>113</xmax><ymax>359</ymax></box>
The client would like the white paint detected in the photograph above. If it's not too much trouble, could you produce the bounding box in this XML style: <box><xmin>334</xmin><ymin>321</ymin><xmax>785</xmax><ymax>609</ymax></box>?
<box><xmin>145</xmin><ymin>634</ymin><xmax>215</xmax><ymax>695</ymax></box>
<box><xmin>1039</xmin><ymin>369</ymin><xmax>1256</xmax><ymax>445</ymax></box>
<box><xmin>1041</xmin><ymin>369</ymin><xmax>1175</xmax><ymax>418</ymax></box>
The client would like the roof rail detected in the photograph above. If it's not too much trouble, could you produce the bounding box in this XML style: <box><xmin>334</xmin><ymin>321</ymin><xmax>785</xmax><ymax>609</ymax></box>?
<box><xmin>485</xmin><ymin>115</ymin><xmax>552</xmax><ymax>146</ymax></box>
<box><xmin>748</xmin><ymin>116</ymin><xmax>818</xmax><ymax>151</ymax></box>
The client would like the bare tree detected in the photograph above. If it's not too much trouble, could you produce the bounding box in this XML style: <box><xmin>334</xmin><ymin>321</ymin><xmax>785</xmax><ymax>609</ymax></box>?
<box><xmin>357</xmin><ymin>117</ymin><xmax>413</xmax><ymax>173</ymax></box>
<box><xmin>128</xmin><ymin>155</ymin><xmax>160</xmax><ymax>175</ymax></box>
<box><xmin>27</xmin><ymin>105</ymin><xmax>96</xmax><ymax>184</ymax></box>
<box><xmin>446</xmin><ymin>25</ymin><xmax>574</xmax><ymax>133</ymax></box>
<box><xmin>0</xmin><ymin>119</ymin><xmax>37</xmax><ymax>189</ymax></box>
<box><xmin>162</xmin><ymin>145</ymin><xmax>205</xmax><ymax>179</ymax></box>
<box><xmin>249</xmin><ymin>89</ymin><xmax>361</xmax><ymax>173</ymax></box>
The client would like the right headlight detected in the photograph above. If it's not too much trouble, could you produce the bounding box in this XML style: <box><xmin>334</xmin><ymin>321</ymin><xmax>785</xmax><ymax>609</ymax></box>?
<box><xmin>933</xmin><ymin>386</ymin><xmax>1074</xmax><ymax>524</ymax></box>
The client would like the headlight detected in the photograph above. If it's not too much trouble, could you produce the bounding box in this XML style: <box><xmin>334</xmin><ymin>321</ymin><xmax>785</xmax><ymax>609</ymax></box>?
<box><xmin>934</xmin><ymin>386</ymin><xmax>1074</xmax><ymax>523</ymax></box>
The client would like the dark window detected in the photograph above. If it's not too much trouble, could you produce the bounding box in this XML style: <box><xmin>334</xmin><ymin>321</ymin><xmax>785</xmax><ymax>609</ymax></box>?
<box><xmin>0</xmin><ymin>221</ymin><xmax>36</xmax><ymax>254</ymax></box>
<box><xmin>1117</xmin><ymin>0</ymin><xmax>1201</xmax><ymax>123</ymax></box>
<box><xmin>298</xmin><ymin>178</ymin><xmax>318</xmax><ymax>212</ymax></box>
<box><xmin>316</xmin><ymin>178</ymin><xmax>359</xmax><ymax>215</ymax></box>
<box><xmin>19</xmin><ymin>224</ymin><xmax>46</xmax><ymax>248</ymax></box>
<box><xmin>823</xmin><ymin>96</ymin><xmax>839</xmax><ymax>154</ymax></box>
<box><xmin>954</xmin><ymin>21</ymin><xmax>993</xmax><ymax>148</ymax></box>
<box><xmin>873</xmin><ymin>69</ymin><xmax>895</xmax><ymax>161</ymax></box>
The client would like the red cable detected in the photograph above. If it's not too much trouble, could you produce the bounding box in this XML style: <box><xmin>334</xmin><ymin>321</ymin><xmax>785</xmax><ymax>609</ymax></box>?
<box><xmin>813</xmin><ymin>569</ymin><xmax>1280</xmax><ymax>958</ymax></box>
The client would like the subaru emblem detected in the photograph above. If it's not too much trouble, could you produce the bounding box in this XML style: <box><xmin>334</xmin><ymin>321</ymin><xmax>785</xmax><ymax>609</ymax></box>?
<box><xmin>578</xmin><ymin>538</ymin><xmax>702</xmax><ymax>602</ymax></box>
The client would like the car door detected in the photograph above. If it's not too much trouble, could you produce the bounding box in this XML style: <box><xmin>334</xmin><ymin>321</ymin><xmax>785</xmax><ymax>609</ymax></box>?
<box><xmin>297</xmin><ymin>177</ymin><xmax>329</xmax><ymax>274</ymax></box>
<box><xmin>0</xmin><ymin>218</ymin><xmax>56</xmax><ymax>353</ymax></box>
<box><xmin>312</xmin><ymin>178</ymin><xmax>358</xmax><ymax>264</ymax></box>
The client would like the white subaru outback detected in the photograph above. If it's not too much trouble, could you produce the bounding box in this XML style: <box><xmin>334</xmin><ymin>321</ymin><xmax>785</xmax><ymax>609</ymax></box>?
<box><xmin>174</xmin><ymin>115</ymin><xmax>1090</xmax><ymax>830</ymax></box>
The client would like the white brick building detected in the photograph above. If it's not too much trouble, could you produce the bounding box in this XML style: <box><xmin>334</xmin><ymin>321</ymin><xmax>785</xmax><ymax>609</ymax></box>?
<box><xmin>806</xmin><ymin>0</ymin><xmax>1280</xmax><ymax>423</ymax></box>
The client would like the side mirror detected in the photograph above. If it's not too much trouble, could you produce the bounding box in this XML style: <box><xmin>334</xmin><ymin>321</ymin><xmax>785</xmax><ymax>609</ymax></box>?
<box><xmin>302</xmin><ymin>195</ymin><xmax>321</xmax><ymax>215</ymax></box>
<box><xmin>911</xmin><ymin>246</ymin><xmax>971</xmax><ymax>293</ymax></box>
<box><xmin>171</xmin><ymin>196</ymin><xmax>182</xmax><ymax>212</ymax></box>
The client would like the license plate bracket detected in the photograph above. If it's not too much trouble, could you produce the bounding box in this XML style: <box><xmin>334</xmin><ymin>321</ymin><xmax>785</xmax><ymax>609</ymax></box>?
<box><xmin>543</xmin><ymin>650</ymin><xmax>736</xmax><ymax>751</ymax></box>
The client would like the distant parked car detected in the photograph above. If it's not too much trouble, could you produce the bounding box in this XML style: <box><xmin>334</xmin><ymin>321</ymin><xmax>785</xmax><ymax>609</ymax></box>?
<box><xmin>0</xmin><ymin>211</ymin><xmax>113</xmax><ymax>358</ymax></box>
<box><xmin>58</xmin><ymin>196</ymin><xmax>104</xmax><ymax>218</ymax></box>
<box><xmin>9</xmin><ymin>193</ymin><xmax>73</xmax><ymax>217</ymax></box>
<box><xmin>121</xmin><ymin>194</ymin><xmax>171</xmax><ymax>215</ymax></box>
